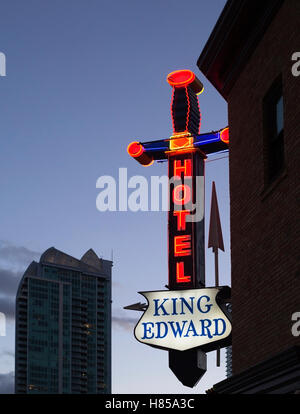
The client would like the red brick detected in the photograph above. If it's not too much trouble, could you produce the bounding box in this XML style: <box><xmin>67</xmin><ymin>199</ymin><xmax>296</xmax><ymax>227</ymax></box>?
<box><xmin>228</xmin><ymin>0</ymin><xmax>300</xmax><ymax>374</ymax></box>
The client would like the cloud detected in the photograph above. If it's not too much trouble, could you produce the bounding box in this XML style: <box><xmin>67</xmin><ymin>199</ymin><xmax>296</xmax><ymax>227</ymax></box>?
<box><xmin>0</xmin><ymin>241</ymin><xmax>40</xmax><ymax>271</ymax></box>
<box><xmin>0</xmin><ymin>372</ymin><xmax>14</xmax><ymax>394</ymax></box>
<box><xmin>0</xmin><ymin>268</ymin><xmax>22</xmax><ymax>297</ymax></box>
<box><xmin>0</xmin><ymin>268</ymin><xmax>22</xmax><ymax>321</ymax></box>
<box><xmin>0</xmin><ymin>240</ymin><xmax>40</xmax><ymax>319</ymax></box>
<box><xmin>1</xmin><ymin>350</ymin><xmax>14</xmax><ymax>359</ymax></box>
<box><xmin>0</xmin><ymin>267</ymin><xmax>22</xmax><ymax>322</ymax></box>
<box><xmin>112</xmin><ymin>315</ymin><xmax>139</xmax><ymax>331</ymax></box>
<box><xmin>0</xmin><ymin>296</ymin><xmax>15</xmax><ymax>321</ymax></box>
<box><xmin>0</xmin><ymin>242</ymin><xmax>40</xmax><ymax>322</ymax></box>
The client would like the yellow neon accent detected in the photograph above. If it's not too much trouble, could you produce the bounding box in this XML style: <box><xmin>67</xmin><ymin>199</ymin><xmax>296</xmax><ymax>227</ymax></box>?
<box><xmin>169</xmin><ymin>132</ymin><xmax>194</xmax><ymax>151</ymax></box>
<box><xmin>142</xmin><ymin>159</ymin><xmax>154</xmax><ymax>167</ymax></box>
<box><xmin>196</xmin><ymin>86</ymin><xmax>204</xmax><ymax>95</ymax></box>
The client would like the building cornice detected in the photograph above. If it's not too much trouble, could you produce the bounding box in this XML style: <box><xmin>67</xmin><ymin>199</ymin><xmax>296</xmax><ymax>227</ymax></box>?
<box><xmin>197</xmin><ymin>0</ymin><xmax>284</xmax><ymax>100</ymax></box>
<box><xmin>208</xmin><ymin>346</ymin><xmax>300</xmax><ymax>394</ymax></box>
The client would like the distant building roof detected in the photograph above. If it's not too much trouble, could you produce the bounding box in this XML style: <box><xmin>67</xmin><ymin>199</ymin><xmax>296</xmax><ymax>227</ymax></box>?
<box><xmin>81</xmin><ymin>248</ymin><xmax>103</xmax><ymax>271</ymax></box>
<box><xmin>17</xmin><ymin>247</ymin><xmax>112</xmax><ymax>297</ymax></box>
<box><xmin>39</xmin><ymin>246</ymin><xmax>112</xmax><ymax>275</ymax></box>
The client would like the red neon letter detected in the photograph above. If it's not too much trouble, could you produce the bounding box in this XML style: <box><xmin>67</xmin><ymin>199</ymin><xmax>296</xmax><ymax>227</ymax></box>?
<box><xmin>174</xmin><ymin>235</ymin><xmax>191</xmax><ymax>257</ymax></box>
<box><xmin>176</xmin><ymin>262</ymin><xmax>191</xmax><ymax>283</ymax></box>
<box><xmin>174</xmin><ymin>159</ymin><xmax>192</xmax><ymax>178</ymax></box>
<box><xmin>173</xmin><ymin>210</ymin><xmax>190</xmax><ymax>231</ymax></box>
<box><xmin>173</xmin><ymin>184</ymin><xmax>191</xmax><ymax>205</ymax></box>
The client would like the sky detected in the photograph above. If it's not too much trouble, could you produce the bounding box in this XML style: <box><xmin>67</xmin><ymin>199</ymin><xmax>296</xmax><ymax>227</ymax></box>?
<box><xmin>0</xmin><ymin>0</ymin><xmax>230</xmax><ymax>394</ymax></box>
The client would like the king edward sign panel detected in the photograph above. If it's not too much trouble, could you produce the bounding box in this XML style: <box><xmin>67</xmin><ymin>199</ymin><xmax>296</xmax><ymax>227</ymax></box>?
<box><xmin>134</xmin><ymin>288</ymin><xmax>231</xmax><ymax>352</ymax></box>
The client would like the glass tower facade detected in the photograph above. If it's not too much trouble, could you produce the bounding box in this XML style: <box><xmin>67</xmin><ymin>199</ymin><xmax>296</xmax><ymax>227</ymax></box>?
<box><xmin>15</xmin><ymin>247</ymin><xmax>112</xmax><ymax>394</ymax></box>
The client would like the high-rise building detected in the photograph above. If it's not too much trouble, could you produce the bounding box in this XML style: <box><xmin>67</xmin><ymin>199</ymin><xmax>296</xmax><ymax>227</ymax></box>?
<box><xmin>198</xmin><ymin>0</ymin><xmax>300</xmax><ymax>393</ymax></box>
<box><xmin>15</xmin><ymin>247</ymin><xmax>112</xmax><ymax>394</ymax></box>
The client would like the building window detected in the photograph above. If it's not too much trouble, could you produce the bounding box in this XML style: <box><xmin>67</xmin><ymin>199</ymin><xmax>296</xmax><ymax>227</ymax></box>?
<box><xmin>263</xmin><ymin>75</ymin><xmax>285</xmax><ymax>183</ymax></box>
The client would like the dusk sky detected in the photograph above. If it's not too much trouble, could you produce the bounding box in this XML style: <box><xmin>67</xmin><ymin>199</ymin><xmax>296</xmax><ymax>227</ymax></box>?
<box><xmin>0</xmin><ymin>0</ymin><xmax>230</xmax><ymax>394</ymax></box>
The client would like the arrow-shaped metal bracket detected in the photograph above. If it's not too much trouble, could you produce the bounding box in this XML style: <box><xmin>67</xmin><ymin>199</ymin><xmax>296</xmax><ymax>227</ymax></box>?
<box><xmin>123</xmin><ymin>302</ymin><xmax>147</xmax><ymax>312</ymax></box>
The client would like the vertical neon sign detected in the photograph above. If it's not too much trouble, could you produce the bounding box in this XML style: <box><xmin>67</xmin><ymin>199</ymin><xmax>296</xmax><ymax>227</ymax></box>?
<box><xmin>167</xmin><ymin>70</ymin><xmax>205</xmax><ymax>290</ymax></box>
<box><xmin>168</xmin><ymin>151</ymin><xmax>205</xmax><ymax>289</ymax></box>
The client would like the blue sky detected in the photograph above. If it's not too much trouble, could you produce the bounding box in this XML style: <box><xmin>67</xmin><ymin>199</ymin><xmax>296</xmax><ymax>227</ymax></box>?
<box><xmin>0</xmin><ymin>0</ymin><xmax>230</xmax><ymax>393</ymax></box>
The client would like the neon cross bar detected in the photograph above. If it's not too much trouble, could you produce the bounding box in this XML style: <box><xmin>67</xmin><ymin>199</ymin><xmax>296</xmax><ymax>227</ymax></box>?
<box><xmin>127</xmin><ymin>70</ymin><xmax>229</xmax><ymax>167</ymax></box>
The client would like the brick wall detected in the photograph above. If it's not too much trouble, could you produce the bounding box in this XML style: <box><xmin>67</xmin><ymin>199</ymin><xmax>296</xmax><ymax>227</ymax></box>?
<box><xmin>228</xmin><ymin>0</ymin><xmax>300</xmax><ymax>374</ymax></box>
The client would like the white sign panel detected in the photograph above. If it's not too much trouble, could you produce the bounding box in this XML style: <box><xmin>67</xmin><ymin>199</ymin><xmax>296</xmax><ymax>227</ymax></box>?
<box><xmin>134</xmin><ymin>288</ymin><xmax>231</xmax><ymax>352</ymax></box>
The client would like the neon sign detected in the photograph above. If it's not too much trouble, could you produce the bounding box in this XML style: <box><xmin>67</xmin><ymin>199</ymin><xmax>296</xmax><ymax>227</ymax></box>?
<box><xmin>168</xmin><ymin>151</ymin><xmax>205</xmax><ymax>289</ymax></box>
<box><xmin>127</xmin><ymin>141</ymin><xmax>154</xmax><ymax>167</ymax></box>
<box><xmin>134</xmin><ymin>288</ymin><xmax>231</xmax><ymax>352</ymax></box>
<box><xmin>127</xmin><ymin>68</ymin><xmax>229</xmax><ymax>296</ymax></box>
<box><xmin>127</xmin><ymin>69</ymin><xmax>231</xmax><ymax>386</ymax></box>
